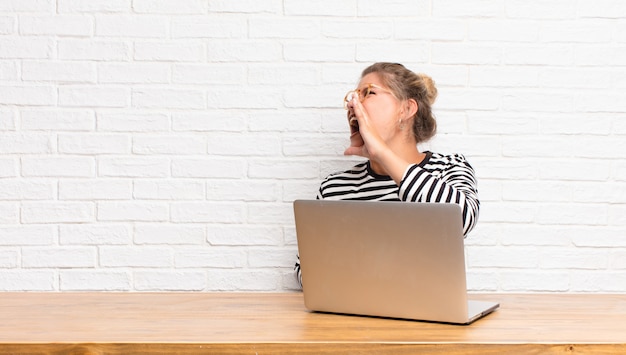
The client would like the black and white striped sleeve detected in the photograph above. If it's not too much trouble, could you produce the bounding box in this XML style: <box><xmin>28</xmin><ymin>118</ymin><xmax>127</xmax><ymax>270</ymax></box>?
<box><xmin>398</xmin><ymin>155</ymin><xmax>480</xmax><ymax>236</ymax></box>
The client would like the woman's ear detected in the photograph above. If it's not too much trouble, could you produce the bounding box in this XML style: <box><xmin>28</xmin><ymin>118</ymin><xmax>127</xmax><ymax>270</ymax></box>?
<box><xmin>405</xmin><ymin>98</ymin><xmax>418</xmax><ymax>120</ymax></box>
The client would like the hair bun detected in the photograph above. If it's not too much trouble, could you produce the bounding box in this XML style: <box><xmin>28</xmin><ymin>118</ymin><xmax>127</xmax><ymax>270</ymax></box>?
<box><xmin>418</xmin><ymin>73</ymin><xmax>438</xmax><ymax>105</ymax></box>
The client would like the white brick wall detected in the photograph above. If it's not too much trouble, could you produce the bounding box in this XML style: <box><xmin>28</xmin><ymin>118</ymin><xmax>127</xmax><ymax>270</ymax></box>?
<box><xmin>0</xmin><ymin>0</ymin><xmax>625</xmax><ymax>293</ymax></box>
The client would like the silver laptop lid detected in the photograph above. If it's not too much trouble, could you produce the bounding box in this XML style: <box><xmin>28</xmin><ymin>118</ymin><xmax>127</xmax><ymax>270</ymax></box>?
<box><xmin>294</xmin><ymin>199</ymin><xmax>472</xmax><ymax>324</ymax></box>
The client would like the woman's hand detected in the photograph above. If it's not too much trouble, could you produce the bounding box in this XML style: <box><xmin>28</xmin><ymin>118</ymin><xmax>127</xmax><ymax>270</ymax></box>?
<box><xmin>344</xmin><ymin>95</ymin><xmax>384</xmax><ymax>160</ymax></box>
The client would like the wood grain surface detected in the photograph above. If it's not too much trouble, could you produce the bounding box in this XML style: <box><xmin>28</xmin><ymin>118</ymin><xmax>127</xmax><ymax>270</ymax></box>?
<box><xmin>1</xmin><ymin>292</ymin><xmax>625</xmax><ymax>354</ymax></box>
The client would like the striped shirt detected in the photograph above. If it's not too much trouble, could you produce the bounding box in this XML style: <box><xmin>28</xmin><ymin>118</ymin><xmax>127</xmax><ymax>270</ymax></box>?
<box><xmin>295</xmin><ymin>151</ymin><xmax>480</xmax><ymax>286</ymax></box>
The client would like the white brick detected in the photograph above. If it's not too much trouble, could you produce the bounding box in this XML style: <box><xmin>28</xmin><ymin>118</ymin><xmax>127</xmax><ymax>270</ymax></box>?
<box><xmin>134</xmin><ymin>41</ymin><xmax>205</xmax><ymax>62</ymax></box>
<box><xmin>98</xmin><ymin>63</ymin><xmax>169</xmax><ymax>84</ymax></box>
<box><xmin>172</xmin><ymin>112</ymin><xmax>246</xmax><ymax>132</ymax></box>
<box><xmin>358</xmin><ymin>0</ymin><xmax>428</xmax><ymax>17</ymax></box>
<box><xmin>175</xmin><ymin>248</ymin><xmax>246</xmax><ymax>268</ymax></box>
<box><xmin>570</xmin><ymin>272</ymin><xmax>626</xmax><ymax>292</ymax></box>
<box><xmin>537</xmin><ymin>203</ymin><xmax>607</xmax><ymax>226</ymax></box>
<box><xmin>504</xmin><ymin>45</ymin><xmax>573</xmax><ymax>65</ymax></box>
<box><xmin>283</xmin><ymin>135</ymin><xmax>345</xmax><ymax>156</ymax></box>
<box><xmin>208</xmin><ymin>0</ymin><xmax>282</xmax><ymax>14</ymax></box>
<box><xmin>0</xmin><ymin>249</ymin><xmax>18</xmax><ymax>268</ymax></box>
<box><xmin>21</xmin><ymin>202</ymin><xmax>95</xmax><ymax>224</ymax></box>
<box><xmin>502</xmin><ymin>137</ymin><xmax>574</xmax><ymax>158</ymax></box>
<box><xmin>58</xmin><ymin>40</ymin><xmax>130</xmax><ymax>61</ymax></box>
<box><xmin>0</xmin><ymin>133</ymin><xmax>53</xmax><ymax>154</ymax></box>
<box><xmin>58</xmin><ymin>134</ymin><xmax>130</xmax><ymax>154</ymax></box>
<box><xmin>248</xmin><ymin>65</ymin><xmax>318</xmax><ymax>85</ymax></box>
<box><xmin>133</xmin><ymin>135</ymin><xmax>206</xmax><ymax>155</ymax></box>
<box><xmin>249</xmin><ymin>111</ymin><xmax>321</xmax><ymax>132</ymax></box>
<box><xmin>479</xmin><ymin>202</ymin><xmax>536</xmax><ymax>223</ymax></box>
<box><xmin>58</xmin><ymin>0</ymin><xmax>130</xmax><ymax>13</ymax></box>
<box><xmin>320</xmin><ymin>63</ymin><xmax>365</xmax><ymax>85</ymax></box>
<box><xmin>173</xmin><ymin>64</ymin><xmax>244</xmax><ymax>84</ymax></box>
<box><xmin>0</xmin><ymin>16</ymin><xmax>15</xmax><ymax>34</ymax></box>
<box><xmin>208</xmin><ymin>88</ymin><xmax>282</xmax><ymax>109</ymax></box>
<box><xmin>60</xmin><ymin>271</ymin><xmax>131</xmax><ymax>291</ymax></box>
<box><xmin>0</xmin><ymin>180</ymin><xmax>55</xmax><ymax>200</ymax></box>
<box><xmin>540</xmin><ymin>248</ymin><xmax>608</xmax><ymax>270</ymax></box>
<box><xmin>469</xmin><ymin>66</ymin><xmax>539</xmax><ymax>88</ymax></box>
<box><xmin>59</xmin><ymin>86</ymin><xmax>130</xmax><ymax>108</ymax></box>
<box><xmin>0</xmin><ymin>86</ymin><xmax>55</xmax><ymax>106</ymax></box>
<box><xmin>21</xmin><ymin>110</ymin><xmax>95</xmax><ymax>131</ymax></box>
<box><xmin>501</xmin><ymin>91</ymin><xmax>574</xmax><ymax>112</ymax></box>
<box><xmin>572</xmin><ymin>228</ymin><xmax>626</xmax><ymax>248</ymax></box>
<box><xmin>19</xmin><ymin>15</ymin><xmax>93</xmax><ymax>36</ymax></box>
<box><xmin>97</xmin><ymin>202</ymin><xmax>169</xmax><ymax>222</ymax></box>
<box><xmin>0</xmin><ymin>37</ymin><xmax>52</xmax><ymax>58</ymax></box>
<box><xmin>505</xmin><ymin>0</ymin><xmax>575</xmax><ymax>19</ymax></box>
<box><xmin>206</xmin><ymin>180</ymin><xmax>279</xmax><ymax>201</ymax></box>
<box><xmin>432</xmin><ymin>43</ymin><xmax>502</xmax><ymax>65</ymax></box>
<box><xmin>206</xmin><ymin>269</ymin><xmax>277</xmax><ymax>291</ymax></box>
<box><xmin>171</xmin><ymin>158</ymin><xmax>245</xmax><ymax>178</ymax></box>
<box><xmin>576</xmin><ymin>92</ymin><xmax>626</xmax><ymax>113</ymax></box>
<box><xmin>0</xmin><ymin>271</ymin><xmax>55</xmax><ymax>291</ymax></box>
<box><xmin>435</xmin><ymin>88</ymin><xmax>500</xmax><ymax>110</ymax></box>
<box><xmin>540</xmin><ymin>20</ymin><xmax>612</xmax><ymax>43</ymax></box>
<box><xmin>499</xmin><ymin>225</ymin><xmax>572</xmax><ymax>247</ymax></box>
<box><xmin>250</xmin><ymin>19</ymin><xmax>320</xmax><ymax>39</ymax></box>
<box><xmin>538</xmin><ymin>160</ymin><xmax>610</xmax><ymax>181</ymax></box>
<box><xmin>133</xmin><ymin>0</ymin><xmax>207</xmax><ymax>14</ymax></box>
<box><xmin>433</xmin><ymin>0</ymin><xmax>502</xmax><ymax>17</ymax></box>
<box><xmin>100</xmin><ymin>246</ymin><xmax>172</xmax><ymax>267</ymax></box>
<box><xmin>576</xmin><ymin>0</ymin><xmax>626</xmax><ymax>19</ymax></box>
<box><xmin>99</xmin><ymin>157</ymin><xmax>170</xmax><ymax>178</ymax></box>
<box><xmin>248</xmin><ymin>160</ymin><xmax>319</xmax><ymax>179</ymax></box>
<box><xmin>133</xmin><ymin>180</ymin><xmax>205</xmax><ymax>200</ymax></box>
<box><xmin>575</xmin><ymin>137</ymin><xmax>626</xmax><ymax>159</ymax></box>
<box><xmin>468</xmin><ymin>20</ymin><xmax>538</xmax><ymax>42</ymax></box>
<box><xmin>170</xmin><ymin>202</ymin><xmax>245</xmax><ymax>223</ymax></box>
<box><xmin>205</xmin><ymin>133</ymin><xmax>280</xmax><ymax>156</ymax></box>
<box><xmin>0</xmin><ymin>0</ymin><xmax>55</xmax><ymax>12</ymax></box>
<box><xmin>502</xmin><ymin>181</ymin><xmax>571</xmax><ymax>202</ymax></box>
<box><xmin>0</xmin><ymin>61</ymin><xmax>18</xmax><ymax>81</ymax></box>
<box><xmin>206</xmin><ymin>225</ymin><xmax>283</xmax><ymax>246</ymax></box>
<box><xmin>0</xmin><ymin>226</ymin><xmax>55</xmax><ymax>245</ymax></box>
<box><xmin>23</xmin><ymin>247</ymin><xmax>96</xmax><ymax>268</ymax></box>
<box><xmin>59</xmin><ymin>179</ymin><xmax>132</xmax><ymax>200</ymax></box>
<box><xmin>132</xmin><ymin>88</ymin><xmax>206</xmax><ymax>109</ymax></box>
<box><xmin>609</xmin><ymin>205</ymin><xmax>626</xmax><ymax>226</ymax></box>
<box><xmin>284</xmin><ymin>0</ymin><xmax>355</xmax><ymax>16</ymax></box>
<box><xmin>95</xmin><ymin>15</ymin><xmax>168</xmax><ymax>38</ymax></box>
<box><xmin>247</xmin><ymin>202</ymin><xmax>293</xmax><ymax>224</ymax></box>
<box><xmin>208</xmin><ymin>40</ymin><xmax>281</xmax><ymax>62</ymax></box>
<box><xmin>395</xmin><ymin>20</ymin><xmax>465</xmax><ymax>41</ymax></box>
<box><xmin>248</xmin><ymin>249</ymin><xmax>295</xmax><ymax>268</ymax></box>
<box><xmin>539</xmin><ymin>113</ymin><xmax>611</xmax><ymax>135</ymax></box>
<box><xmin>21</xmin><ymin>157</ymin><xmax>95</xmax><ymax>177</ymax></box>
<box><xmin>468</xmin><ymin>114</ymin><xmax>538</xmax><ymax>135</ymax></box>
<box><xmin>97</xmin><ymin>113</ymin><xmax>169</xmax><ymax>132</ymax></box>
<box><xmin>0</xmin><ymin>203</ymin><xmax>18</xmax><ymax>224</ymax></box>
<box><xmin>60</xmin><ymin>224</ymin><xmax>130</xmax><ymax>245</ymax></box>
<box><xmin>500</xmin><ymin>271</ymin><xmax>570</xmax><ymax>292</ymax></box>
<box><xmin>610</xmin><ymin>251</ymin><xmax>626</xmax><ymax>269</ymax></box>
<box><xmin>284</xmin><ymin>43</ymin><xmax>353</xmax><ymax>63</ymax></box>
<box><xmin>135</xmin><ymin>224</ymin><xmax>205</xmax><ymax>244</ymax></box>
<box><xmin>0</xmin><ymin>110</ymin><xmax>16</xmax><ymax>130</ymax></box>
<box><xmin>134</xmin><ymin>271</ymin><xmax>206</xmax><ymax>291</ymax></box>
<box><xmin>171</xmin><ymin>16</ymin><xmax>246</xmax><ymax>38</ymax></box>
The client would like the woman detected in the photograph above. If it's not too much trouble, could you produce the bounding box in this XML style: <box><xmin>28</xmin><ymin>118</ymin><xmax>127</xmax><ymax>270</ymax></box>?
<box><xmin>295</xmin><ymin>62</ymin><xmax>480</xmax><ymax>286</ymax></box>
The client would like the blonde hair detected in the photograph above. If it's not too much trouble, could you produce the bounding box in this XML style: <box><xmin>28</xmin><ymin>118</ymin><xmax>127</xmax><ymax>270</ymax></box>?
<box><xmin>361</xmin><ymin>62</ymin><xmax>437</xmax><ymax>143</ymax></box>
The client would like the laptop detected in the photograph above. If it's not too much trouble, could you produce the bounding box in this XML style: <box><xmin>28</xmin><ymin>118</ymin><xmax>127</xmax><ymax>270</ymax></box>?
<box><xmin>293</xmin><ymin>199</ymin><xmax>499</xmax><ymax>325</ymax></box>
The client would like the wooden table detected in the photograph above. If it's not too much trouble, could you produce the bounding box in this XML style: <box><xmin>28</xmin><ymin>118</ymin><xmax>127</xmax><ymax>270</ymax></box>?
<box><xmin>1</xmin><ymin>292</ymin><xmax>625</xmax><ymax>354</ymax></box>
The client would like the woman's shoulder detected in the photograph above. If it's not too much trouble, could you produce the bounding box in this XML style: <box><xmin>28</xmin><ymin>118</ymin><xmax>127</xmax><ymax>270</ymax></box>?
<box><xmin>426</xmin><ymin>151</ymin><xmax>469</xmax><ymax>163</ymax></box>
